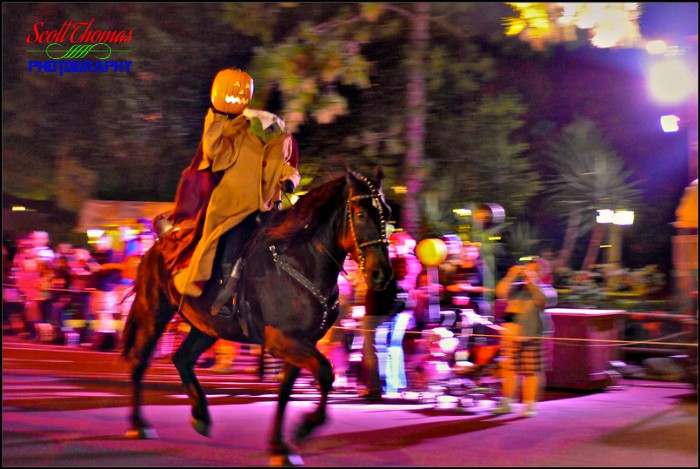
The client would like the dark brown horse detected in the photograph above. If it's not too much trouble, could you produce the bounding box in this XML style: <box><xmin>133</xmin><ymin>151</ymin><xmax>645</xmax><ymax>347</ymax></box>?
<box><xmin>120</xmin><ymin>168</ymin><xmax>393</xmax><ymax>465</ymax></box>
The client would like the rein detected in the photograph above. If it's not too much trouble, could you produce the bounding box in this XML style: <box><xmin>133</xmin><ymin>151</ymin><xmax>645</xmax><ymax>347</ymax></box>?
<box><xmin>269</xmin><ymin>245</ymin><xmax>338</xmax><ymax>331</ymax></box>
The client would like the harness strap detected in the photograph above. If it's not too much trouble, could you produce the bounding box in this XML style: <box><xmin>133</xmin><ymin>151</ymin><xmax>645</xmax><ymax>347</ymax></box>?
<box><xmin>269</xmin><ymin>245</ymin><xmax>338</xmax><ymax>332</ymax></box>
<box><xmin>347</xmin><ymin>176</ymin><xmax>390</xmax><ymax>272</ymax></box>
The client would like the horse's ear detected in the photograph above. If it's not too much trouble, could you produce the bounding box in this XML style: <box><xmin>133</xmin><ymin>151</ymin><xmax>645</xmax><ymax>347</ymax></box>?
<box><xmin>373</xmin><ymin>166</ymin><xmax>385</xmax><ymax>185</ymax></box>
<box><xmin>343</xmin><ymin>163</ymin><xmax>357</xmax><ymax>185</ymax></box>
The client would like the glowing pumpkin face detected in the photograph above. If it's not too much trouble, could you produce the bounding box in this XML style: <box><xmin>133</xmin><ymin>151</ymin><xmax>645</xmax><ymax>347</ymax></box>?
<box><xmin>210</xmin><ymin>68</ymin><xmax>254</xmax><ymax>115</ymax></box>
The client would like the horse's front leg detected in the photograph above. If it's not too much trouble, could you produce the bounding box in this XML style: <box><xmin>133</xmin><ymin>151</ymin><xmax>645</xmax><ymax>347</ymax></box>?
<box><xmin>172</xmin><ymin>327</ymin><xmax>217</xmax><ymax>437</ymax></box>
<box><xmin>293</xmin><ymin>347</ymin><xmax>333</xmax><ymax>440</ymax></box>
<box><xmin>266</xmin><ymin>329</ymin><xmax>334</xmax><ymax>442</ymax></box>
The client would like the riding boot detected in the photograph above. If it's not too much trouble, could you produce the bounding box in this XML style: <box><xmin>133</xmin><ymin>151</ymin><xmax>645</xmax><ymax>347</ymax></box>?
<box><xmin>211</xmin><ymin>259</ymin><xmax>241</xmax><ymax>316</ymax></box>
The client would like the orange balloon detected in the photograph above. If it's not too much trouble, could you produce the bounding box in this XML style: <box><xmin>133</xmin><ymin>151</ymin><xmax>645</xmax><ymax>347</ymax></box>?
<box><xmin>416</xmin><ymin>238</ymin><xmax>448</xmax><ymax>266</ymax></box>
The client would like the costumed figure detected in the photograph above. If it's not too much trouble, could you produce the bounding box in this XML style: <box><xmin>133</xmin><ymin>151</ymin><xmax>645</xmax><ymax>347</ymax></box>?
<box><xmin>156</xmin><ymin>67</ymin><xmax>300</xmax><ymax>316</ymax></box>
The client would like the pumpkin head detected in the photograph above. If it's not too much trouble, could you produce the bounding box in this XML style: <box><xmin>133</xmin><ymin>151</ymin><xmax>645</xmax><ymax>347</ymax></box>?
<box><xmin>210</xmin><ymin>68</ymin><xmax>254</xmax><ymax>115</ymax></box>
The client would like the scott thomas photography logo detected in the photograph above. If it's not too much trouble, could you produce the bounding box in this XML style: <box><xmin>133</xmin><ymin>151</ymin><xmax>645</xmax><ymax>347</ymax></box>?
<box><xmin>26</xmin><ymin>19</ymin><xmax>133</xmax><ymax>76</ymax></box>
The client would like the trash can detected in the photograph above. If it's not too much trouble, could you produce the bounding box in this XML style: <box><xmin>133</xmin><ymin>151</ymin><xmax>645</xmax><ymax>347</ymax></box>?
<box><xmin>545</xmin><ymin>308</ymin><xmax>625</xmax><ymax>391</ymax></box>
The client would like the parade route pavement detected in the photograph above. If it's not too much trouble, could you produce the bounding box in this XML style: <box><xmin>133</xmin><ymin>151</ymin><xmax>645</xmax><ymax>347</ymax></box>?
<box><xmin>2</xmin><ymin>335</ymin><xmax>698</xmax><ymax>467</ymax></box>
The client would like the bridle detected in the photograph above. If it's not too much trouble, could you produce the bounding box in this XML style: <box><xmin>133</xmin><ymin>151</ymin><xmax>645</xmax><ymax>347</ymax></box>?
<box><xmin>268</xmin><ymin>172</ymin><xmax>390</xmax><ymax>333</ymax></box>
<box><xmin>345</xmin><ymin>172</ymin><xmax>390</xmax><ymax>274</ymax></box>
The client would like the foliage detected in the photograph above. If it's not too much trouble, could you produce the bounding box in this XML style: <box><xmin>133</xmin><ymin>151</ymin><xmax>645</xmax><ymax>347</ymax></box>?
<box><xmin>1</xmin><ymin>2</ymin><xmax>650</xmax><ymax>272</ymax></box>
<box><xmin>503</xmin><ymin>221</ymin><xmax>541</xmax><ymax>264</ymax></box>
<box><xmin>544</xmin><ymin>116</ymin><xmax>643</xmax><ymax>269</ymax></box>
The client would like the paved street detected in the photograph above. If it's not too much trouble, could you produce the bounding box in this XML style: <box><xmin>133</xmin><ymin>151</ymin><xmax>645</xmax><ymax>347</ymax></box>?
<box><xmin>2</xmin><ymin>335</ymin><xmax>698</xmax><ymax>467</ymax></box>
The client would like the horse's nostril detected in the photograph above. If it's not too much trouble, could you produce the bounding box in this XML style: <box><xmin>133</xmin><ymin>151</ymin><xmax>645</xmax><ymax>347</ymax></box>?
<box><xmin>370</xmin><ymin>268</ymin><xmax>391</xmax><ymax>289</ymax></box>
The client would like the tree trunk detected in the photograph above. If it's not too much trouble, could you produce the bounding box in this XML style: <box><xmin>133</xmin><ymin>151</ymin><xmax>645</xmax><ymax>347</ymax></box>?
<box><xmin>582</xmin><ymin>221</ymin><xmax>606</xmax><ymax>270</ymax></box>
<box><xmin>606</xmin><ymin>223</ymin><xmax>623</xmax><ymax>267</ymax></box>
<box><xmin>555</xmin><ymin>208</ymin><xmax>582</xmax><ymax>270</ymax></box>
<box><xmin>402</xmin><ymin>2</ymin><xmax>430</xmax><ymax>238</ymax></box>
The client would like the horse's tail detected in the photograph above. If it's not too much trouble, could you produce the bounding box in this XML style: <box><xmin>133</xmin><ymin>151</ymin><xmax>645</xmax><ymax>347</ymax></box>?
<box><xmin>120</xmin><ymin>280</ymin><xmax>142</xmax><ymax>361</ymax></box>
<box><xmin>120</xmin><ymin>301</ymin><xmax>137</xmax><ymax>360</ymax></box>
<box><xmin>119</xmin><ymin>283</ymin><xmax>136</xmax><ymax>305</ymax></box>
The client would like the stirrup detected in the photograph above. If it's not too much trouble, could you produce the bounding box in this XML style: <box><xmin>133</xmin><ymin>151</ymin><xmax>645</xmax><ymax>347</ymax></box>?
<box><xmin>211</xmin><ymin>285</ymin><xmax>235</xmax><ymax>316</ymax></box>
<box><xmin>211</xmin><ymin>259</ymin><xmax>241</xmax><ymax>316</ymax></box>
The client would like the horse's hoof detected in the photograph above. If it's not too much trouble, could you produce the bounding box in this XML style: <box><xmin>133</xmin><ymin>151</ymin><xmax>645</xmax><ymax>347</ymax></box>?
<box><xmin>125</xmin><ymin>427</ymin><xmax>158</xmax><ymax>439</ymax></box>
<box><xmin>294</xmin><ymin>417</ymin><xmax>323</xmax><ymax>440</ymax></box>
<box><xmin>191</xmin><ymin>417</ymin><xmax>210</xmax><ymax>437</ymax></box>
<box><xmin>294</xmin><ymin>423</ymin><xmax>312</xmax><ymax>440</ymax></box>
<box><xmin>269</xmin><ymin>453</ymin><xmax>305</xmax><ymax>466</ymax></box>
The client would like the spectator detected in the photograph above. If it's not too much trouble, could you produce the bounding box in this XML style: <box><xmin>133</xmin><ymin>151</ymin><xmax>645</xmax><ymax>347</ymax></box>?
<box><xmin>437</xmin><ymin>234</ymin><xmax>463</xmax><ymax>308</ymax></box>
<box><xmin>29</xmin><ymin>231</ymin><xmax>55</xmax><ymax>265</ymax></box>
<box><xmin>359</xmin><ymin>255</ymin><xmax>409</xmax><ymax>400</ymax></box>
<box><xmin>37</xmin><ymin>259</ymin><xmax>55</xmax><ymax>324</ymax></box>
<box><xmin>317</xmin><ymin>256</ymin><xmax>359</xmax><ymax>390</ymax></box>
<box><xmin>48</xmin><ymin>255</ymin><xmax>74</xmax><ymax>332</ymax></box>
<box><xmin>14</xmin><ymin>256</ymin><xmax>43</xmax><ymax>339</ymax></box>
<box><xmin>493</xmin><ymin>258</ymin><xmax>557</xmax><ymax>417</ymax></box>
<box><xmin>445</xmin><ymin>242</ymin><xmax>490</xmax><ymax>317</ymax></box>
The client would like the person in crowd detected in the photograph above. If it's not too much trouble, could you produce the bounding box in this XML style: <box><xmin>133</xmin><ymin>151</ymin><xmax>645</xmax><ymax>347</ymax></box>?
<box><xmin>92</xmin><ymin>234</ymin><xmax>121</xmax><ymax>291</ymax></box>
<box><xmin>29</xmin><ymin>231</ymin><xmax>55</xmax><ymax>265</ymax></box>
<box><xmin>2</xmin><ymin>243</ymin><xmax>10</xmax><ymax>283</ymax></box>
<box><xmin>14</xmin><ymin>255</ymin><xmax>43</xmax><ymax>339</ymax></box>
<box><xmin>165</xmin><ymin>67</ymin><xmax>300</xmax><ymax>317</ymax></box>
<box><xmin>493</xmin><ymin>257</ymin><xmax>557</xmax><ymax>417</ymax></box>
<box><xmin>120</xmin><ymin>226</ymin><xmax>141</xmax><ymax>259</ymax></box>
<box><xmin>11</xmin><ymin>236</ymin><xmax>35</xmax><ymax>273</ymax></box>
<box><xmin>359</xmin><ymin>253</ymin><xmax>409</xmax><ymax>400</ymax></box>
<box><xmin>48</xmin><ymin>254</ymin><xmax>75</xmax><ymax>331</ymax></box>
<box><xmin>445</xmin><ymin>242</ymin><xmax>487</xmax><ymax>312</ymax></box>
<box><xmin>437</xmin><ymin>233</ymin><xmax>463</xmax><ymax>309</ymax></box>
<box><xmin>213</xmin><ymin>339</ymin><xmax>241</xmax><ymax>374</ymax></box>
<box><xmin>37</xmin><ymin>259</ymin><xmax>56</xmax><ymax>323</ymax></box>
<box><xmin>384</xmin><ymin>231</ymin><xmax>420</xmax><ymax>393</ymax></box>
<box><xmin>317</xmin><ymin>256</ymin><xmax>360</xmax><ymax>390</ymax></box>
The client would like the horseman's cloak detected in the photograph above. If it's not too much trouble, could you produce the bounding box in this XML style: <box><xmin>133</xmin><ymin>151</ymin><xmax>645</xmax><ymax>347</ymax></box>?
<box><xmin>173</xmin><ymin>109</ymin><xmax>300</xmax><ymax>297</ymax></box>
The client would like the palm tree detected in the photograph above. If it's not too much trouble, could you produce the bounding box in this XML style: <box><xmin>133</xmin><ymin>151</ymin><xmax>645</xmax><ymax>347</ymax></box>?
<box><xmin>545</xmin><ymin>117</ymin><xmax>643</xmax><ymax>270</ymax></box>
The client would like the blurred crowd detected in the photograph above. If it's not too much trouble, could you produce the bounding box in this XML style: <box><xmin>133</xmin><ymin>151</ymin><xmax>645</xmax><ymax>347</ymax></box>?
<box><xmin>7</xmin><ymin>224</ymin><xmax>671</xmax><ymax>398</ymax></box>
<box><xmin>552</xmin><ymin>263</ymin><xmax>667</xmax><ymax>309</ymax></box>
<box><xmin>2</xmin><ymin>229</ymin><xmax>155</xmax><ymax>343</ymax></box>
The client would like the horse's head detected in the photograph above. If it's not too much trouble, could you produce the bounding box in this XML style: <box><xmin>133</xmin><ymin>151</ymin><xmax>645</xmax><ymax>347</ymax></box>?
<box><xmin>342</xmin><ymin>167</ymin><xmax>393</xmax><ymax>291</ymax></box>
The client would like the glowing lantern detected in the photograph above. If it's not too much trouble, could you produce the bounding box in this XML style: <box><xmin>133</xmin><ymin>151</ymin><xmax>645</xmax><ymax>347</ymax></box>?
<box><xmin>416</xmin><ymin>238</ymin><xmax>448</xmax><ymax>266</ymax></box>
<box><xmin>210</xmin><ymin>68</ymin><xmax>254</xmax><ymax>115</ymax></box>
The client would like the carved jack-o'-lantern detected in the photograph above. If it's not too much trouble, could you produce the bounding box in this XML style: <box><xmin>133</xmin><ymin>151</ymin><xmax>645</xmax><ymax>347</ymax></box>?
<box><xmin>210</xmin><ymin>68</ymin><xmax>254</xmax><ymax>115</ymax></box>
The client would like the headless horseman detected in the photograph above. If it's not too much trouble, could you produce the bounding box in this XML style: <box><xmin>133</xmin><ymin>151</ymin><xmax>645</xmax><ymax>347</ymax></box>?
<box><xmin>157</xmin><ymin>67</ymin><xmax>300</xmax><ymax>316</ymax></box>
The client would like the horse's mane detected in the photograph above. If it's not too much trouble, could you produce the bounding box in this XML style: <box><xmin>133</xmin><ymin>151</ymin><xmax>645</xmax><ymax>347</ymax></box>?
<box><xmin>258</xmin><ymin>176</ymin><xmax>348</xmax><ymax>244</ymax></box>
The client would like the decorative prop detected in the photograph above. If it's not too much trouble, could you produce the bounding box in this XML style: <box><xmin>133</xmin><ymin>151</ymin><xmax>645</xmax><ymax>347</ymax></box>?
<box><xmin>416</xmin><ymin>238</ymin><xmax>448</xmax><ymax>267</ymax></box>
<box><xmin>210</xmin><ymin>68</ymin><xmax>254</xmax><ymax>115</ymax></box>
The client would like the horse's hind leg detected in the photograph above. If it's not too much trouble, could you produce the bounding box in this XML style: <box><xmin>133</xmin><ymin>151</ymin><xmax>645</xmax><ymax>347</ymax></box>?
<box><xmin>172</xmin><ymin>327</ymin><xmax>217</xmax><ymax>437</ymax></box>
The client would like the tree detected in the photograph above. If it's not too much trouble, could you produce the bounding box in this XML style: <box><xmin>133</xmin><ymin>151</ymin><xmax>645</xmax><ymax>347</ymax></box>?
<box><xmin>545</xmin><ymin>116</ymin><xmax>643</xmax><ymax>270</ymax></box>
<box><xmin>224</xmin><ymin>3</ymin><xmax>522</xmax><ymax>238</ymax></box>
<box><xmin>3</xmin><ymin>3</ymin><xmax>535</xmax><ymax>244</ymax></box>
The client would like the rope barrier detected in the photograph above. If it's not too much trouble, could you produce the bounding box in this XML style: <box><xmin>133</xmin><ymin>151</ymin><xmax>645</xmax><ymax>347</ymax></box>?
<box><xmin>324</xmin><ymin>324</ymin><xmax>698</xmax><ymax>348</ymax></box>
<box><xmin>5</xmin><ymin>283</ymin><xmax>696</xmax><ymax>348</ymax></box>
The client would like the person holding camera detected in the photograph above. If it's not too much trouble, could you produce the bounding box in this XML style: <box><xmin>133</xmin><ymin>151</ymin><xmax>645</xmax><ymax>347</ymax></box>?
<box><xmin>493</xmin><ymin>258</ymin><xmax>557</xmax><ymax>417</ymax></box>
